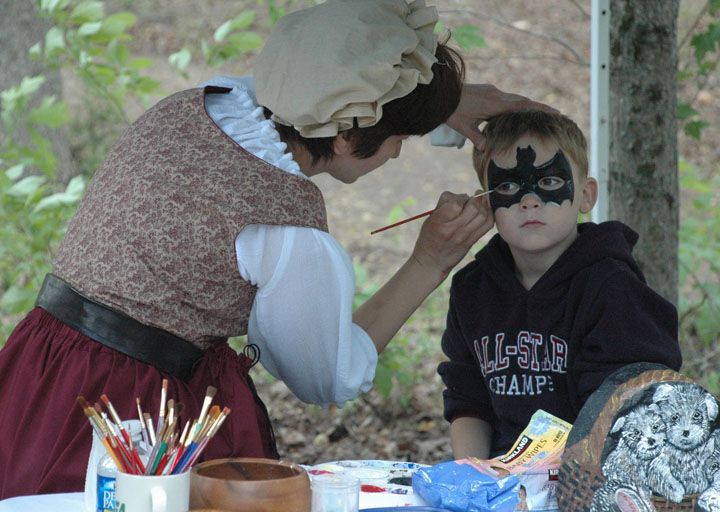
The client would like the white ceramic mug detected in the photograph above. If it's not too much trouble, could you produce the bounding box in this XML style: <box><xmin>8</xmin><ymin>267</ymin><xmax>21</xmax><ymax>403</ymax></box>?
<box><xmin>115</xmin><ymin>471</ymin><xmax>190</xmax><ymax>512</ymax></box>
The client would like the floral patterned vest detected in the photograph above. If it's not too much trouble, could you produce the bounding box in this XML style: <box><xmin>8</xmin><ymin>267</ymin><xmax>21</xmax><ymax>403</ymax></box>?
<box><xmin>53</xmin><ymin>86</ymin><xmax>328</xmax><ymax>348</ymax></box>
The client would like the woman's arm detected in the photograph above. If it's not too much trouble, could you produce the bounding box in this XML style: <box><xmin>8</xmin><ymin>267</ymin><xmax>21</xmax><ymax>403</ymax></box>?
<box><xmin>237</xmin><ymin>224</ymin><xmax>378</xmax><ymax>407</ymax></box>
<box><xmin>235</xmin><ymin>194</ymin><xmax>490</xmax><ymax>406</ymax></box>
<box><xmin>450</xmin><ymin>417</ymin><xmax>493</xmax><ymax>459</ymax></box>
<box><xmin>353</xmin><ymin>192</ymin><xmax>493</xmax><ymax>353</ymax></box>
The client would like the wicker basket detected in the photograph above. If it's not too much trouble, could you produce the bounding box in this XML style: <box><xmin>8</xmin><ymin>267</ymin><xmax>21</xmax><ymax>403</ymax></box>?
<box><xmin>650</xmin><ymin>494</ymin><xmax>699</xmax><ymax>511</ymax></box>
<box><xmin>557</xmin><ymin>458</ymin><xmax>604</xmax><ymax>510</ymax></box>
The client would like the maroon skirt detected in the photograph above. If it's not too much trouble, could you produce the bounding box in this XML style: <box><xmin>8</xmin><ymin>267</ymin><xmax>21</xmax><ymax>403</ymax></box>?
<box><xmin>0</xmin><ymin>308</ymin><xmax>276</xmax><ymax>499</ymax></box>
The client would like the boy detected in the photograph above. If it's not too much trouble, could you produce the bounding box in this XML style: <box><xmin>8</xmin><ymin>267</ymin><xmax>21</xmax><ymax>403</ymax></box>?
<box><xmin>438</xmin><ymin>110</ymin><xmax>682</xmax><ymax>459</ymax></box>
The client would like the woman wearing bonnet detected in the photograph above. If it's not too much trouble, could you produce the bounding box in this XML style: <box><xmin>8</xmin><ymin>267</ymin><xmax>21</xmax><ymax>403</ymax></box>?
<box><xmin>0</xmin><ymin>0</ymin><xmax>551</xmax><ymax>497</ymax></box>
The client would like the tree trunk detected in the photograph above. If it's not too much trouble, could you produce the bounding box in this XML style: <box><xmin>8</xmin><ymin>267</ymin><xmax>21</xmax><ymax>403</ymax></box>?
<box><xmin>0</xmin><ymin>0</ymin><xmax>73</xmax><ymax>183</ymax></box>
<box><xmin>608</xmin><ymin>0</ymin><xmax>679</xmax><ymax>305</ymax></box>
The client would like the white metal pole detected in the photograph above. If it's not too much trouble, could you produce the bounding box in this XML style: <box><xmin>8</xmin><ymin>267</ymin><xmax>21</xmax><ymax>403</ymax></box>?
<box><xmin>591</xmin><ymin>0</ymin><xmax>610</xmax><ymax>222</ymax></box>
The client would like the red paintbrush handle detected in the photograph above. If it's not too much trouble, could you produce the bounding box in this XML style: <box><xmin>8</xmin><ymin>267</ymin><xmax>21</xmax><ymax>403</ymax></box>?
<box><xmin>370</xmin><ymin>208</ymin><xmax>435</xmax><ymax>235</ymax></box>
<box><xmin>120</xmin><ymin>428</ymin><xmax>131</xmax><ymax>447</ymax></box>
<box><xmin>131</xmin><ymin>448</ymin><xmax>146</xmax><ymax>474</ymax></box>
<box><xmin>112</xmin><ymin>437</ymin><xmax>136</xmax><ymax>473</ymax></box>
<box><xmin>169</xmin><ymin>446</ymin><xmax>185</xmax><ymax>473</ymax></box>
<box><xmin>369</xmin><ymin>190</ymin><xmax>493</xmax><ymax>235</ymax></box>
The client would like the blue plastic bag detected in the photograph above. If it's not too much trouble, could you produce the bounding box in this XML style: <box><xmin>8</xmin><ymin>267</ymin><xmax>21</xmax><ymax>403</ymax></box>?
<box><xmin>412</xmin><ymin>460</ymin><xmax>520</xmax><ymax>512</ymax></box>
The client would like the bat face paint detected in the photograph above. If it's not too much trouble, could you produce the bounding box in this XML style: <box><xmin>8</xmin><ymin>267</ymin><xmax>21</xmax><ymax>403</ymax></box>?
<box><xmin>487</xmin><ymin>146</ymin><xmax>575</xmax><ymax>212</ymax></box>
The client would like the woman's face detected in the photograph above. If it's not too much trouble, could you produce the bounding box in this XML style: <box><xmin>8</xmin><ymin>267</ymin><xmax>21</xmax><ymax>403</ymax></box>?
<box><xmin>328</xmin><ymin>135</ymin><xmax>408</xmax><ymax>183</ymax></box>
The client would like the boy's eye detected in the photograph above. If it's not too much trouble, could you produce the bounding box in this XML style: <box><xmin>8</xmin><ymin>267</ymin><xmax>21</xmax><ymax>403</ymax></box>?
<box><xmin>495</xmin><ymin>182</ymin><xmax>520</xmax><ymax>195</ymax></box>
<box><xmin>537</xmin><ymin>176</ymin><xmax>565</xmax><ymax>190</ymax></box>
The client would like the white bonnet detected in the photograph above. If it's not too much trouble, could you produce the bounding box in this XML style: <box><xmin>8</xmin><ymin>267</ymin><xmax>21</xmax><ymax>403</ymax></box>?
<box><xmin>254</xmin><ymin>0</ymin><xmax>439</xmax><ymax>138</ymax></box>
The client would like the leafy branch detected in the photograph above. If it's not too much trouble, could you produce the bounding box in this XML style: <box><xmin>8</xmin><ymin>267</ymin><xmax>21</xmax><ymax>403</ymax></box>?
<box><xmin>33</xmin><ymin>0</ymin><xmax>162</xmax><ymax>127</ymax></box>
<box><xmin>678</xmin><ymin>0</ymin><xmax>720</xmax><ymax>139</ymax></box>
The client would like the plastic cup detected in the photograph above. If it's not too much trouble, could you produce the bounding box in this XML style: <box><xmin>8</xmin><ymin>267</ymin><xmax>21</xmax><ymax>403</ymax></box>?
<box><xmin>311</xmin><ymin>473</ymin><xmax>361</xmax><ymax>512</ymax></box>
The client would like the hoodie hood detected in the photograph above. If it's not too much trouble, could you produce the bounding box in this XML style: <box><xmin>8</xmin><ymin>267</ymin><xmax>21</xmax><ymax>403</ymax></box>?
<box><xmin>476</xmin><ymin>221</ymin><xmax>644</xmax><ymax>295</ymax></box>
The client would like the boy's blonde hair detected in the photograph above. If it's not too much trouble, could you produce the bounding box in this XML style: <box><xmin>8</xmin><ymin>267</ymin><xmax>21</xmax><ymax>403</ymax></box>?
<box><xmin>473</xmin><ymin>110</ymin><xmax>588</xmax><ymax>190</ymax></box>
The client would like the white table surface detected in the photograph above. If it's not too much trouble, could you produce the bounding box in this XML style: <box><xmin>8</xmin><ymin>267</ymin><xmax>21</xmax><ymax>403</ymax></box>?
<box><xmin>0</xmin><ymin>490</ymin><xmax>427</xmax><ymax>511</ymax></box>
<box><xmin>0</xmin><ymin>492</ymin><xmax>83</xmax><ymax>512</ymax></box>
<box><xmin>0</xmin><ymin>460</ymin><xmax>429</xmax><ymax>511</ymax></box>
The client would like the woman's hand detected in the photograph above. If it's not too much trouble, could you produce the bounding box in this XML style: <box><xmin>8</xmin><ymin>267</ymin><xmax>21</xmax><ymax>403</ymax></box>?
<box><xmin>412</xmin><ymin>191</ymin><xmax>494</xmax><ymax>279</ymax></box>
<box><xmin>446</xmin><ymin>84</ymin><xmax>558</xmax><ymax>150</ymax></box>
<box><xmin>354</xmin><ymin>191</ymin><xmax>493</xmax><ymax>354</ymax></box>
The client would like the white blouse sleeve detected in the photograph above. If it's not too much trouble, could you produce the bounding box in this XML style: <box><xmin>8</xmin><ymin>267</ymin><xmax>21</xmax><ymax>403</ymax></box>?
<box><xmin>235</xmin><ymin>224</ymin><xmax>378</xmax><ymax>408</ymax></box>
<box><xmin>202</xmin><ymin>75</ymin><xmax>377</xmax><ymax>407</ymax></box>
<box><xmin>429</xmin><ymin>124</ymin><xmax>467</xmax><ymax>148</ymax></box>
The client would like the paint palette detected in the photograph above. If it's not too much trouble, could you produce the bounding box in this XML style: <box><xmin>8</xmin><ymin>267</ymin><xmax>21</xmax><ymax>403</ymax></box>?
<box><xmin>307</xmin><ymin>460</ymin><xmax>430</xmax><ymax>508</ymax></box>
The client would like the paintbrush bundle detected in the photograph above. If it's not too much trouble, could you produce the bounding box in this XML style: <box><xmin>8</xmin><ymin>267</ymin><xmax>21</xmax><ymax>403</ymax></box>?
<box><xmin>78</xmin><ymin>380</ymin><xmax>230</xmax><ymax>475</ymax></box>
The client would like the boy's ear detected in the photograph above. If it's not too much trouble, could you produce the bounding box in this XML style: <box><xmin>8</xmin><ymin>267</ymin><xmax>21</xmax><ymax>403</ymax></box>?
<box><xmin>579</xmin><ymin>177</ymin><xmax>598</xmax><ymax>214</ymax></box>
<box><xmin>333</xmin><ymin>132</ymin><xmax>352</xmax><ymax>156</ymax></box>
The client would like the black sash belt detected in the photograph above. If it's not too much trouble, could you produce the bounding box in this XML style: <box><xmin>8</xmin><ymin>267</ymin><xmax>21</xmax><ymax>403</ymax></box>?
<box><xmin>36</xmin><ymin>273</ymin><xmax>204</xmax><ymax>381</ymax></box>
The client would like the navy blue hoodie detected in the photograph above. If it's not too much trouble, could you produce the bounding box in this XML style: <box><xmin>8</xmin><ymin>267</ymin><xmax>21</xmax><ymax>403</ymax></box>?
<box><xmin>438</xmin><ymin>221</ymin><xmax>681</xmax><ymax>455</ymax></box>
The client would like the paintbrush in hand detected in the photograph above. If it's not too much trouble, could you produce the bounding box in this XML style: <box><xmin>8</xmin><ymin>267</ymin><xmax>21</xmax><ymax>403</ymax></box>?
<box><xmin>370</xmin><ymin>189</ymin><xmax>494</xmax><ymax>235</ymax></box>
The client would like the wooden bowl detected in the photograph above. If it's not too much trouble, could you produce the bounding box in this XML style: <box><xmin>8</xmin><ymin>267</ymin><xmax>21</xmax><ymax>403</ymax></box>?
<box><xmin>189</xmin><ymin>458</ymin><xmax>311</xmax><ymax>512</ymax></box>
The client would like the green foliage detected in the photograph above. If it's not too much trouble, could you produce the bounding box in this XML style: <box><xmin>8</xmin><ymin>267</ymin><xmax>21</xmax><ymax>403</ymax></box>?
<box><xmin>1</xmin><ymin>0</ymin><xmax>266</xmax><ymax>342</ymax></box>
<box><xmin>166</xmin><ymin>0</ymin><xmax>298</xmax><ymax>77</ymax></box>
<box><xmin>0</xmin><ymin>76</ymin><xmax>85</xmax><ymax>341</ymax></box>
<box><xmin>374</xmin><ymin>334</ymin><xmax>420</xmax><ymax>408</ymax></box>
<box><xmin>354</xmin><ymin>263</ymin><xmax>425</xmax><ymax>406</ymax></box>
<box><xmin>266</xmin><ymin>6</ymin><xmax>285</xmax><ymax>28</ymax></box>
<box><xmin>1</xmin><ymin>76</ymin><xmax>69</xmax><ymax>178</ymax></box>
<box><xmin>0</xmin><ymin>0</ymin><xmax>279</xmax><ymax>346</ymax></box>
<box><xmin>386</xmin><ymin>198</ymin><xmax>418</xmax><ymax>225</ymax></box>
<box><xmin>690</xmin><ymin>21</ymin><xmax>720</xmax><ymax>63</ymax></box>
<box><xmin>169</xmin><ymin>7</ymin><xmax>270</xmax><ymax>79</ymax></box>
<box><xmin>677</xmin><ymin>158</ymin><xmax>720</xmax><ymax>395</ymax></box>
<box><xmin>32</xmin><ymin>0</ymin><xmax>164</xmax><ymax>176</ymax></box>
<box><xmin>353</xmin><ymin>200</ymin><xmax>420</xmax><ymax>404</ymax></box>
<box><xmin>0</xmin><ymin>0</ymin><xmax>168</xmax><ymax>342</ymax></box>
<box><xmin>203</xmin><ymin>11</ymin><xmax>264</xmax><ymax>67</ymax></box>
<box><xmin>677</xmin><ymin>102</ymin><xmax>711</xmax><ymax>139</ymax></box>
<box><xmin>353</xmin><ymin>262</ymin><xmax>448</xmax><ymax>408</ymax></box>
<box><xmin>168</xmin><ymin>49</ymin><xmax>192</xmax><ymax>80</ymax></box>
<box><xmin>35</xmin><ymin>0</ymin><xmax>160</xmax><ymax>119</ymax></box>
<box><xmin>451</xmin><ymin>25</ymin><xmax>488</xmax><ymax>51</ymax></box>
<box><xmin>261</xmin><ymin>0</ymin><xmax>293</xmax><ymax>28</ymax></box>
<box><xmin>434</xmin><ymin>21</ymin><xmax>487</xmax><ymax>51</ymax></box>
<box><xmin>352</xmin><ymin>265</ymin><xmax>381</xmax><ymax>310</ymax></box>
<box><xmin>679</xmin><ymin>1</ymin><xmax>720</xmax><ymax>140</ymax></box>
